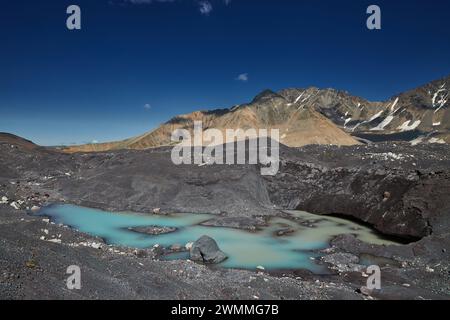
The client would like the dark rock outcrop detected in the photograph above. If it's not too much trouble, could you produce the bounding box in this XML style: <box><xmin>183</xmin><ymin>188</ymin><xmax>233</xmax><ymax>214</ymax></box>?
<box><xmin>263</xmin><ymin>144</ymin><xmax>450</xmax><ymax>240</ymax></box>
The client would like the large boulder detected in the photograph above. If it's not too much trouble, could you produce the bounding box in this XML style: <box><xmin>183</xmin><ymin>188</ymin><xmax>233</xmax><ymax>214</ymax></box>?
<box><xmin>190</xmin><ymin>235</ymin><xmax>228</xmax><ymax>264</ymax></box>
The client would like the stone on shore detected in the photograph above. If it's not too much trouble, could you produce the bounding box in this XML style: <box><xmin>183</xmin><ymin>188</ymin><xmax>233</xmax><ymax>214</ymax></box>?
<box><xmin>190</xmin><ymin>235</ymin><xmax>227</xmax><ymax>264</ymax></box>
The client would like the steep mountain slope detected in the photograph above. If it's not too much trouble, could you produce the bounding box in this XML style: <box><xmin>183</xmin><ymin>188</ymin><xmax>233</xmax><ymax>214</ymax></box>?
<box><xmin>63</xmin><ymin>90</ymin><xmax>359</xmax><ymax>153</ymax></box>
<box><xmin>311</xmin><ymin>75</ymin><xmax>450</xmax><ymax>144</ymax></box>
<box><xmin>63</xmin><ymin>75</ymin><xmax>450</xmax><ymax>153</ymax></box>
<box><xmin>277</xmin><ymin>75</ymin><xmax>450</xmax><ymax>144</ymax></box>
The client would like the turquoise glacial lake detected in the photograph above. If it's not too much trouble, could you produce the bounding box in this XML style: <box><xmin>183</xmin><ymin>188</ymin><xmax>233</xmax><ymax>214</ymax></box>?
<box><xmin>37</xmin><ymin>204</ymin><xmax>399</xmax><ymax>273</ymax></box>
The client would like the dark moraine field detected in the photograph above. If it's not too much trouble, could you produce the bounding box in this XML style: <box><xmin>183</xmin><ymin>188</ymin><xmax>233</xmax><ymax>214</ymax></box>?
<box><xmin>1</xmin><ymin>139</ymin><xmax>449</xmax><ymax>300</ymax></box>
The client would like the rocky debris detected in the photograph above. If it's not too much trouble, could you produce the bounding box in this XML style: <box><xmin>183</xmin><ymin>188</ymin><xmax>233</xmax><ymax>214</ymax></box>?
<box><xmin>170</xmin><ymin>244</ymin><xmax>183</xmax><ymax>251</ymax></box>
<box><xmin>321</xmin><ymin>253</ymin><xmax>365</xmax><ymax>273</ymax></box>
<box><xmin>10</xmin><ymin>135</ymin><xmax>450</xmax><ymax>240</ymax></box>
<box><xmin>264</xmin><ymin>143</ymin><xmax>450</xmax><ymax>240</ymax></box>
<box><xmin>152</xmin><ymin>244</ymin><xmax>164</xmax><ymax>256</ymax></box>
<box><xmin>152</xmin><ymin>208</ymin><xmax>161</xmax><ymax>214</ymax></box>
<box><xmin>25</xmin><ymin>259</ymin><xmax>38</xmax><ymax>269</ymax></box>
<box><xmin>9</xmin><ymin>201</ymin><xmax>22</xmax><ymax>210</ymax></box>
<box><xmin>86</xmin><ymin>242</ymin><xmax>102</xmax><ymax>249</ymax></box>
<box><xmin>200</xmin><ymin>216</ymin><xmax>266</xmax><ymax>231</ymax></box>
<box><xmin>133</xmin><ymin>249</ymin><xmax>146</xmax><ymax>258</ymax></box>
<box><xmin>185</xmin><ymin>242</ymin><xmax>194</xmax><ymax>250</ymax></box>
<box><xmin>190</xmin><ymin>235</ymin><xmax>228</xmax><ymax>264</ymax></box>
<box><xmin>358</xmin><ymin>286</ymin><xmax>375</xmax><ymax>298</ymax></box>
<box><xmin>0</xmin><ymin>183</ymin><xmax>55</xmax><ymax>214</ymax></box>
<box><xmin>1</xmin><ymin>134</ymin><xmax>450</xmax><ymax>299</ymax></box>
<box><xmin>128</xmin><ymin>226</ymin><xmax>176</xmax><ymax>235</ymax></box>
<box><xmin>0</xmin><ymin>208</ymin><xmax>362</xmax><ymax>299</ymax></box>
<box><xmin>274</xmin><ymin>227</ymin><xmax>295</xmax><ymax>237</ymax></box>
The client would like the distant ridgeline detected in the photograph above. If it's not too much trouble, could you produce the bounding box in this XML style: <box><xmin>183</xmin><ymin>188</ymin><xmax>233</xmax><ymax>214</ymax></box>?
<box><xmin>62</xmin><ymin>75</ymin><xmax>450</xmax><ymax>153</ymax></box>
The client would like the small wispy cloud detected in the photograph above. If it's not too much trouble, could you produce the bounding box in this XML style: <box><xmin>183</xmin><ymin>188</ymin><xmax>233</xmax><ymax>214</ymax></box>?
<box><xmin>144</xmin><ymin>103</ymin><xmax>152</xmax><ymax>110</ymax></box>
<box><xmin>236</xmin><ymin>73</ymin><xmax>249</xmax><ymax>82</ymax></box>
<box><xmin>125</xmin><ymin>0</ymin><xmax>174</xmax><ymax>4</ymax></box>
<box><xmin>198</xmin><ymin>1</ymin><xmax>213</xmax><ymax>15</ymax></box>
<box><xmin>119</xmin><ymin>0</ymin><xmax>231</xmax><ymax>16</ymax></box>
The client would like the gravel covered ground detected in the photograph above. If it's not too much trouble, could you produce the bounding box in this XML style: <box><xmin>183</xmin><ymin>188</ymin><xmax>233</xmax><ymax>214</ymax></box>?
<box><xmin>0</xmin><ymin>137</ymin><xmax>449</xmax><ymax>300</ymax></box>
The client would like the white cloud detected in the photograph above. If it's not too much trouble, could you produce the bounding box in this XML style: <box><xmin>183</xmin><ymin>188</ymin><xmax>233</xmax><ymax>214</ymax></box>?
<box><xmin>121</xmin><ymin>0</ymin><xmax>229</xmax><ymax>16</ymax></box>
<box><xmin>236</xmin><ymin>73</ymin><xmax>249</xmax><ymax>82</ymax></box>
<box><xmin>198</xmin><ymin>1</ymin><xmax>213</xmax><ymax>15</ymax></box>
<box><xmin>125</xmin><ymin>0</ymin><xmax>174</xmax><ymax>4</ymax></box>
<box><xmin>144</xmin><ymin>103</ymin><xmax>152</xmax><ymax>110</ymax></box>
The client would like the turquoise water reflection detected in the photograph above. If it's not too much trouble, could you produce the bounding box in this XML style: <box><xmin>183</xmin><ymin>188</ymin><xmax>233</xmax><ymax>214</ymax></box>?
<box><xmin>37</xmin><ymin>205</ymin><xmax>398</xmax><ymax>273</ymax></box>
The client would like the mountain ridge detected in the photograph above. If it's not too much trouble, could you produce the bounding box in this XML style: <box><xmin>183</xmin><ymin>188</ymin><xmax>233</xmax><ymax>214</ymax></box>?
<box><xmin>62</xmin><ymin>75</ymin><xmax>450</xmax><ymax>153</ymax></box>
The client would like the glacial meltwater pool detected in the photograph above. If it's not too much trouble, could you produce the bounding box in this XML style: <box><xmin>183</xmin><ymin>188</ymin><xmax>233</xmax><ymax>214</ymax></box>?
<box><xmin>37</xmin><ymin>204</ymin><xmax>400</xmax><ymax>273</ymax></box>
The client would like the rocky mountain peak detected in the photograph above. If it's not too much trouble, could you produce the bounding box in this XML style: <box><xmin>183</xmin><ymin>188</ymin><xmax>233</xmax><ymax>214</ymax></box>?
<box><xmin>62</xmin><ymin>74</ymin><xmax>450</xmax><ymax>153</ymax></box>
<box><xmin>251</xmin><ymin>89</ymin><xmax>284</xmax><ymax>104</ymax></box>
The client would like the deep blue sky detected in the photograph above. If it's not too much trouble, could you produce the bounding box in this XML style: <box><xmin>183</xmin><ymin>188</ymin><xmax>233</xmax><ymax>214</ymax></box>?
<box><xmin>1</xmin><ymin>0</ymin><xmax>449</xmax><ymax>145</ymax></box>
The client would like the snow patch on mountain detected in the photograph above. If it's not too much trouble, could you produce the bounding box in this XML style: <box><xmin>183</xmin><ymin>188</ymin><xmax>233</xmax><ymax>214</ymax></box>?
<box><xmin>344</xmin><ymin>118</ymin><xmax>352</xmax><ymax>126</ymax></box>
<box><xmin>411</xmin><ymin>136</ymin><xmax>425</xmax><ymax>146</ymax></box>
<box><xmin>351</xmin><ymin>110</ymin><xmax>384</xmax><ymax>132</ymax></box>
<box><xmin>293</xmin><ymin>92</ymin><xmax>305</xmax><ymax>104</ymax></box>
<box><xmin>432</xmin><ymin>84</ymin><xmax>448</xmax><ymax>113</ymax></box>
<box><xmin>371</xmin><ymin>115</ymin><xmax>394</xmax><ymax>131</ymax></box>
<box><xmin>398</xmin><ymin>120</ymin><xmax>421</xmax><ymax>132</ymax></box>
<box><xmin>390</xmin><ymin>97</ymin><xmax>399</xmax><ymax>112</ymax></box>
<box><xmin>429</xmin><ymin>137</ymin><xmax>446</xmax><ymax>144</ymax></box>
<box><xmin>301</xmin><ymin>94</ymin><xmax>311</xmax><ymax>103</ymax></box>
<box><xmin>369</xmin><ymin>110</ymin><xmax>384</xmax><ymax>122</ymax></box>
